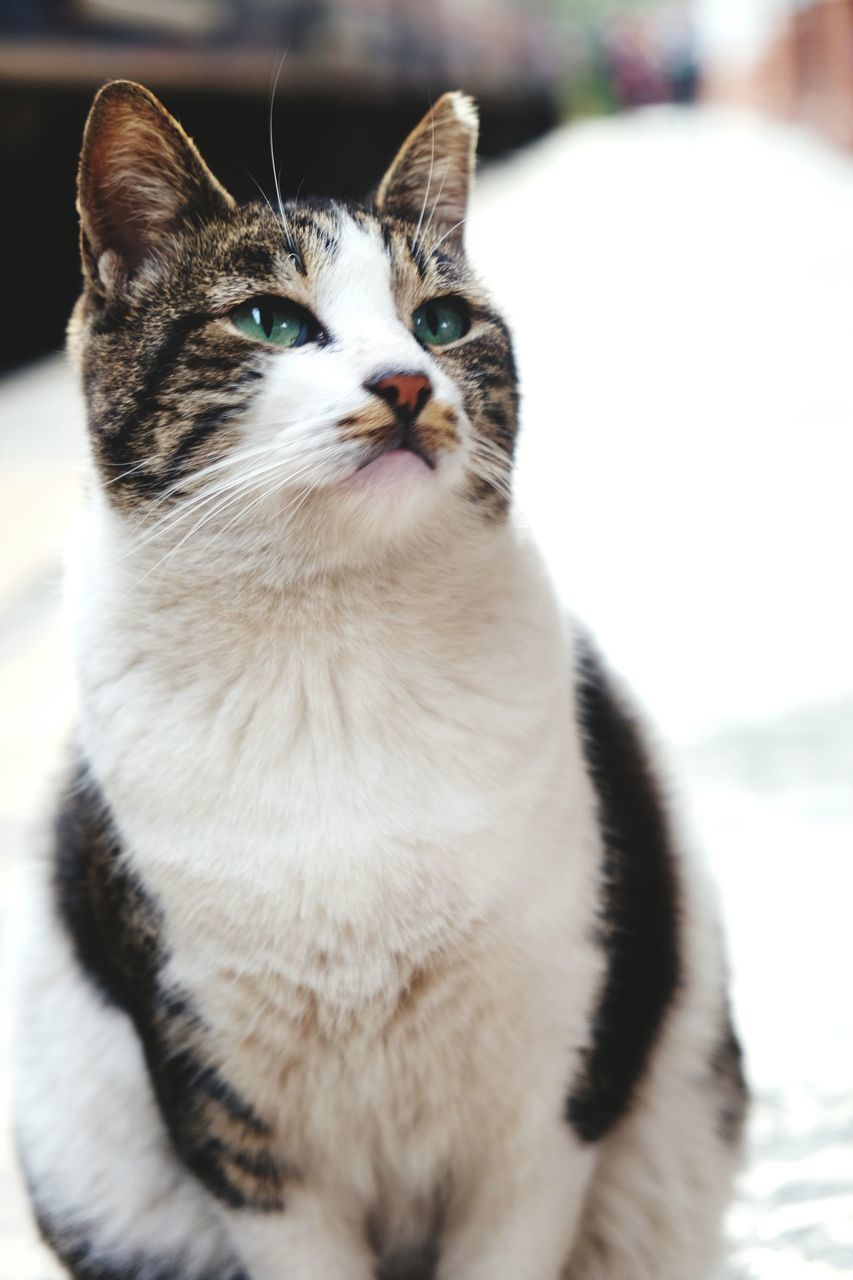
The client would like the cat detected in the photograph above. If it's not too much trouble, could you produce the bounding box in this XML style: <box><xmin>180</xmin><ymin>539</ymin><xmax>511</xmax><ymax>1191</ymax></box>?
<box><xmin>12</xmin><ymin>80</ymin><xmax>746</xmax><ymax>1280</ymax></box>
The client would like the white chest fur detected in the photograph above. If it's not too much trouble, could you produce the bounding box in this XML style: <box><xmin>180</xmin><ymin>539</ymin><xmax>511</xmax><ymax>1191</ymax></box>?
<box><xmin>69</xmin><ymin>501</ymin><xmax>605</xmax><ymax>1229</ymax></box>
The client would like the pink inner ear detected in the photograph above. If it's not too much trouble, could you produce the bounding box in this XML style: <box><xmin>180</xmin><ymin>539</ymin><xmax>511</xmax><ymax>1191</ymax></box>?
<box><xmin>89</xmin><ymin>164</ymin><xmax>155</xmax><ymax>270</ymax></box>
<box><xmin>85</xmin><ymin>109</ymin><xmax>184</xmax><ymax>271</ymax></box>
<box><xmin>79</xmin><ymin>84</ymin><xmax>234</xmax><ymax>281</ymax></box>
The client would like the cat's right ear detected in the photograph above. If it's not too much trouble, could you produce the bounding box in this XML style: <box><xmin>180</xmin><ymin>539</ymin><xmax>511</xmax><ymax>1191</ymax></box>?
<box><xmin>77</xmin><ymin>80</ymin><xmax>235</xmax><ymax>296</ymax></box>
<box><xmin>376</xmin><ymin>92</ymin><xmax>478</xmax><ymax>249</ymax></box>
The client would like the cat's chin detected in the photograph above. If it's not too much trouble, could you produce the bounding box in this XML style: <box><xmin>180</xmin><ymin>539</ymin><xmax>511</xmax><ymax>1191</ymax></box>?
<box><xmin>303</xmin><ymin>446</ymin><xmax>458</xmax><ymax>565</ymax></box>
<box><xmin>336</xmin><ymin>446</ymin><xmax>443</xmax><ymax>534</ymax></box>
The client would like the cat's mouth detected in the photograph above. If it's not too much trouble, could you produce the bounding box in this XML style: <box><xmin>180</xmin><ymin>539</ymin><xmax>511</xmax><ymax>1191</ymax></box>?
<box><xmin>356</xmin><ymin>427</ymin><xmax>437</xmax><ymax>473</ymax></box>
<box><xmin>340</xmin><ymin>401</ymin><xmax>460</xmax><ymax>479</ymax></box>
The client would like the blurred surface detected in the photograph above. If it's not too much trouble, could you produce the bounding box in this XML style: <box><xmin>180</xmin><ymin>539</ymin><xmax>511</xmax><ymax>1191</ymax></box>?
<box><xmin>2</xmin><ymin>99</ymin><xmax>852</xmax><ymax>1280</ymax></box>
<box><xmin>698</xmin><ymin>0</ymin><xmax>853</xmax><ymax>150</ymax></box>
<box><xmin>0</xmin><ymin>359</ymin><xmax>80</xmax><ymax>1280</ymax></box>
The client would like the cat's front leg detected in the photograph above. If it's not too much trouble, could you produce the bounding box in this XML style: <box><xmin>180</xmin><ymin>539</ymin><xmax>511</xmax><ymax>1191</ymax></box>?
<box><xmin>221</xmin><ymin>1189</ymin><xmax>375</xmax><ymax>1280</ymax></box>
<box><xmin>437</xmin><ymin>1126</ymin><xmax>594</xmax><ymax>1280</ymax></box>
<box><xmin>144</xmin><ymin>1028</ymin><xmax>377</xmax><ymax>1279</ymax></box>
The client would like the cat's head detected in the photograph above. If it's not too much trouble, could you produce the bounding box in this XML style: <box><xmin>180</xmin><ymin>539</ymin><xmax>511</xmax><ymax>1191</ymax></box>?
<box><xmin>71</xmin><ymin>81</ymin><xmax>517</xmax><ymax>577</ymax></box>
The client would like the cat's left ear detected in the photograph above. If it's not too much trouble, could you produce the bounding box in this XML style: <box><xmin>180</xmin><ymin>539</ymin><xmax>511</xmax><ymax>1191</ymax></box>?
<box><xmin>77</xmin><ymin>79</ymin><xmax>236</xmax><ymax>294</ymax></box>
<box><xmin>376</xmin><ymin>92</ymin><xmax>478</xmax><ymax>250</ymax></box>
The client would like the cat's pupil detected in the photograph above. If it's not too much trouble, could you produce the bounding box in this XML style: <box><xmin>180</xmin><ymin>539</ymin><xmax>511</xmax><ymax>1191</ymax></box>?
<box><xmin>258</xmin><ymin>302</ymin><xmax>273</xmax><ymax>339</ymax></box>
<box><xmin>425</xmin><ymin>304</ymin><xmax>439</xmax><ymax>336</ymax></box>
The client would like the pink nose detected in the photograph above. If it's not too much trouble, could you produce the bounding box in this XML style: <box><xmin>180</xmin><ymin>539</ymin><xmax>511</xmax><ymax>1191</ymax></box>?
<box><xmin>367</xmin><ymin>373</ymin><xmax>432</xmax><ymax>418</ymax></box>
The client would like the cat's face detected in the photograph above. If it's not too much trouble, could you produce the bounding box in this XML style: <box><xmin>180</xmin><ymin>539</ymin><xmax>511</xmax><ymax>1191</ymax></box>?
<box><xmin>71</xmin><ymin>82</ymin><xmax>517</xmax><ymax>575</ymax></box>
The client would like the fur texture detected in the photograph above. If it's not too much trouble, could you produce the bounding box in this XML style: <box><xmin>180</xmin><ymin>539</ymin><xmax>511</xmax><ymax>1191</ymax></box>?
<box><xmin>12</xmin><ymin>81</ymin><xmax>745</xmax><ymax>1280</ymax></box>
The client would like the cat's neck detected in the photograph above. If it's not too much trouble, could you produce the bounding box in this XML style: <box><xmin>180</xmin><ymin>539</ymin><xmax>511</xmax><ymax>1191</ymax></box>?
<box><xmin>70</xmin><ymin>490</ymin><xmax>559</xmax><ymax>693</ymax></box>
<box><xmin>69</xmin><ymin>488</ymin><xmax>579</xmax><ymax>968</ymax></box>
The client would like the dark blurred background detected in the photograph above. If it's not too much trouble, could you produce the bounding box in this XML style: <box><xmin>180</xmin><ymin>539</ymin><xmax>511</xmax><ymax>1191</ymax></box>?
<box><xmin>0</xmin><ymin>0</ymin><xmax>699</xmax><ymax>372</ymax></box>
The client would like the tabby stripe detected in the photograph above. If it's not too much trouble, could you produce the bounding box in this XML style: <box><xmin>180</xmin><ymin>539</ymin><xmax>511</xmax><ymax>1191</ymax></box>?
<box><xmin>476</xmin><ymin>307</ymin><xmax>511</xmax><ymax>337</ymax></box>
<box><xmin>429</xmin><ymin>249</ymin><xmax>456</xmax><ymax>272</ymax></box>
<box><xmin>164</xmin><ymin>367</ymin><xmax>264</xmax><ymax>478</ymax></box>
<box><xmin>380</xmin><ymin>222</ymin><xmax>397</xmax><ymax>259</ymax></box>
<box><xmin>407</xmin><ymin>235</ymin><xmax>429</xmax><ymax>280</ymax></box>
<box><xmin>97</xmin><ymin>313</ymin><xmax>212</xmax><ymax>468</ymax></box>
<box><xmin>310</xmin><ymin>225</ymin><xmax>340</xmax><ymax>258</ymax></box>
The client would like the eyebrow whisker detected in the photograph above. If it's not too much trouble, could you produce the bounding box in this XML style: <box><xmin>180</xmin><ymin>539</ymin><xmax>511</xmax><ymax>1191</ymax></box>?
<box><xmin>413</xmin><ymin>95</ymin><xmax>436</xmax><ymax>256</ymax></box>
<box><xmin>268</xmin><ymin>48</ymin><xmax>303</xmax><ymax>269</ymax></box>
<box><xmin>432</xmin><ymin>215</ymin><xmax>467</xmax><ymax>254</ymax></box>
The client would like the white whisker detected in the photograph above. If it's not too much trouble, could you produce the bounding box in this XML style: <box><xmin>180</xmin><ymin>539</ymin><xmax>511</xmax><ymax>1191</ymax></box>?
<box><xmin>419</xmin><ymin>161</ymin><xmax>450</xmax><ymax>248</ymax></box>
<box><xmin>133</xmin><ymin>447</ymin><xmax>343</xmax><ymax>587</ymax></box>
<box><xmin>100</xmin><ymin>455</ymin><xmax>161</xmax><ymax>487</ymax></box>
<box><xmin>212</xmin><ymin>454</ymin><xmax>335</xmax><ymax>545</ymax></box>
<box><xmin>123</xmin><ymin>421</ymin><xmax>338</xmax><ymax>550</ymax></box>
<box><xmin>432</xmin><ymin>215</ymin><xmax>467</xmax><ymax>253</ymax></box>
<box><xmin>268</xmin><ymin>49</ymin><xmax>297</xmax><ymax>261</ymax></box>
<box><xmin>245</xmin><ymin>168</ymin><xmax>283</xmax><ymax>228</ymax></box>
<box><xmin>413</xmin><ymin>97</ymin><xmax>436</xmax><ymax>255</ymax></box>
<box><xmin>122</xmin><ymin>448</ymin><xmax>286</xmax><ymax>553</ymax></box>
<box><xmin>468</xmin><ymin>435</ymin><xmax>514</xmax><ymax>502</ymax></box>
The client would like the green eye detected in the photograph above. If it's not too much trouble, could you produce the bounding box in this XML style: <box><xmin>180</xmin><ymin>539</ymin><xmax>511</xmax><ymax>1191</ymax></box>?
<box><xmin>412</xmin><ymin>297</ymin><xmax>470</xmax><ymax>347</ymax></box>
<box><xmin>231</xmin><ymin>297</ymin><xmax>319</xmax><ymax>348</ymax></box>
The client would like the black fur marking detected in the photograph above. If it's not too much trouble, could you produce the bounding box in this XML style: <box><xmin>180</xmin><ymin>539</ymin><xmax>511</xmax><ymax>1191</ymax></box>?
<box><xmin>288</xmin><ymin>203</ymin><xmax>341</xmax><ymax>262</ymax></box>
<box><xmin>407</xmin><ymin>234</ymin><xmax>430</xmax><ymax>280</ymax></box>
<box><xmin>710</xmin><ymin>1013</ymin><xmax>748</xmax><ymax>1144</ymax></box>
<box><xmin>52</xmin><ymin>760</ymin><xmax>296</xmax><ymax>1212</ymax></box>
<box><xmin>96</xmin><ymin>313</ymin><xmax>211</xmax><ymax>467</ymax></box>
<box><xmin>181</xmin><ymin>351</ymin><xmax>253</xmax><ymax>374</ymax></box>
<box><xmin>566</xmin><ymin>640</ymin><xmax>681</xmax><ymax>1142</ymax></box>
<box><xmin>482</xmin><ymin>403</ymin><xmax>514</xmax><ymax>453</ymax></box>
<box><xmin>311</xmin><ymin>224</ymin><xmax>340</xmax><ymax>258</ymax></box>
<box><xmin>429</xmin><ymin>249</ymin><xmax>456</xmax><ymax>273</ymax></box>
<box><xmin>226</xmin><ymin>241</ymin><xmax>276</xmax><ymax>278</ymax></box>
<box><xmin>476</xmin><ymin>307</ymin><xmax>511</xmax><ymax>338</ymax></box>
<box><xmin>30</xmin><ymin>1190</ymin><xmax>247</xmax><ymax>1280</ymax></box>
<box><xmin>380</xmin><ymin>221</ymin><xmax>396</xmax><ymax>259</ymax></box>
<box><xmin>163</xmin><ymin>366</ymin><xmax>264</xmax><ymax>478</ymax></box>
<box><xmin>54</xmin><ymin>769</ymin><xmax>161</xmax><ymax>1009</ymax></box>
